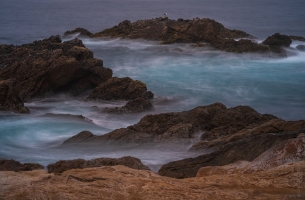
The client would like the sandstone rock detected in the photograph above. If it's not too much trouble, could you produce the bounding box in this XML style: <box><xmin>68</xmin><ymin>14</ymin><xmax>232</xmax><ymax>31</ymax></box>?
<box><xmin>104</xmin><ymin>97</ymin><xmax>154</xmax><ymax>113</ymax></box>
<box><xmin>64</xmin><ymin>102</ymin><xmax>276</xmax><ymax>145</ymax></box>
<box><xmin>0</xmin><ymin>159</ymin><xmax>43</xmax><ymax>172</ymax></box>
<box><xmin>47</xmin><ymin>156</ymin><xmax>150</xmax><ymax>173</ymax></box>
<box><xmin>0</xmin><ymin>35</ymin><xmax>113</xmax><ymax>103</ymax></box>
<box><xmin>197</xmin><ymin>136</ymin><xmax>305</xmax><ymax>176</ymax></box>
<box><xmin>0</xmin><ymin>79</ymin><xmax>29</xmax><ymax>113</ymax></box>
<box><xmin>262</xmin><ymin>33</ymin><xmax>292</xmax><ymax>47</ymax></box>
<box><xmin>296</xmin><ymin>44</ymin><xmax>305</xmax><ymax>52</ymax></box>
<box><xmin>158</xmin><ymin>120</ymin><xmax>305</xmax><ymax>178</ymax></box>
<box><xmin>64</xmin><ymin>27</ymin><xmax>93</xmax><ymax>38</ymax></box>
<box><xmin>1</xmin><ymin>164</ymin><xmax>304</xmax><ymax>199</ymax></box>
<box><xmin>87</xmin><ymin>77</ymin><xmax>153</xmax><ymax>100</ymax></box>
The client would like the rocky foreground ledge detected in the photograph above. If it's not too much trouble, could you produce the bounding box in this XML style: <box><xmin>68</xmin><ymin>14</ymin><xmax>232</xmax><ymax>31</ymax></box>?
<box><xmin>1</xmin><ymin>135</ymin><xmax>304</xmax><ymax>199</ymax></box>
<box><xmin>65</xmin><ymin>18</ymin><xmax>305</xmax><ymax>56</ymax></box>
<box><xmin>0</xmin><ymin>36</ymin><xmax>154</xmax><ymax>113</ymax></box>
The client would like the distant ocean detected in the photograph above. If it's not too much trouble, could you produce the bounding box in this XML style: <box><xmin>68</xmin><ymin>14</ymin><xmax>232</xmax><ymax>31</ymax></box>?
<box><xmin>1</xmin><ymin>0</ymin><xmax>305</xmax><ymax>171</ymax></box>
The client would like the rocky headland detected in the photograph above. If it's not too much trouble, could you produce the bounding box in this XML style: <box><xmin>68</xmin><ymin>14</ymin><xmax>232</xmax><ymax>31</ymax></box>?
<box><xmin>0</xmin><ymin>36</ymin><xmax>154</xmax><ymax>113</ymax></box>
<box><xmin>63</xmin><ymin>17</ymin><xmax>305</xmax><ymax>56</ymax></box>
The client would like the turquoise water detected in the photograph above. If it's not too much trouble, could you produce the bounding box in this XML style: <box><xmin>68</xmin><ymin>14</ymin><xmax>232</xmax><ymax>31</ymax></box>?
<box><xmin>0</xmin><ymin>0</ymin><xmax>305</xmax><ymax>170</ymax></box>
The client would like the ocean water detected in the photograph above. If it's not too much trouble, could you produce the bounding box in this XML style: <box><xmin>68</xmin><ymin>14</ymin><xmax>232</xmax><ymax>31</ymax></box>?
<box><xmin>0</xmin><ymin>0</ymin><xmax>305</xmax><ymax>171</ymax></box>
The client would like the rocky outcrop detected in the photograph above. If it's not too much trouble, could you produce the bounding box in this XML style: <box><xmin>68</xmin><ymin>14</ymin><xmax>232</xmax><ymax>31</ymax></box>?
<box><xmin>63</xmin><ymin>131</ymin><xmax>95</xmax><ymax>144</ymax></box>
<box><xmin>47</xmin><ymin>156</ymin><xmax>150</xmax><ymax>173</ymax></box>
<box><xmin>158</xmin><ymin>120</ymin><xmax>305</xmax><ymax>179</ymax></box>
<box><xmin>262</xmin><ymin>33</ymin><xmax>292</xmax><ymax>47</ymax></box>
<box><xmin>104</xmin><ymin>97</ymin><xmax>154</xmax><ymax>113</ymax></box>
<box><xmin>87</xmin><ymin>18</ymin><xmax>287</xmax><ymax>55</ymax></box>
<box><xmin>0</xmin><ymin>159</ymin><xmax>44</xmax><ymax>172</ymax></box>
<box><xmin>87</xmin><ymin>77</ymin><xmax>153</xmax><ymax>100</ymax></box>
<box><xmin>0</xmin><ymin>79</ymin><xmax>29</xmax><ymax>113</ymax></box>
<box><xmin>296</xmin><ymin>45</ymin><xmax>305</xmax><ymax>52</ymax></box>
<box><xmin>290</xmin><ymin>35</ymin><xmax>305</xmax><ymax>42</ymax></box>
<box><xmin>1</xmin><ymin>164</ymin><xmax>304</xmax><ymax>199</ymax></box>
<box><xmin>197</xmin><ymin>134</ymin><xmax>305</xmax><ymax>176</ymax></box>
<box><xmin>64</xmin><ymin>28</ymin><xmax>93</xmax><ymax>38</ymax></box>
<box><xmin>0</xmin><ymin>35</ymin><xmax>113</xmax><ymax>112</ymax></box>
<box><xmin>63</xmin><ymin>102</ymin><xmax>276</xmax><ymax>145</ymax></box>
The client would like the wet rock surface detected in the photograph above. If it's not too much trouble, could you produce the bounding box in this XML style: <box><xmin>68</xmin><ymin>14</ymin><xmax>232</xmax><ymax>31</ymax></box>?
<box><xmin>64</xmin><ymin>102</ymin><xmax>276</xmax><ymax>145</ymax></box>
<box><xmin>158</xmin><ymin>119</ymin><xmax>305</xmax><ymax>178</ymax></box>
<box><xmin>262</xmin><ymin>33</ymin><xmax>292</xmax><ymax>47</ymax></box>
<box><xmin>47</xmin><ymin>156</ymin><xmax>150</xmax><ymax>173</ymax></box>
<box><xmin>0</xmin><ymin>35</ymin><xmax>113</xmax><ymax>112</ymax></box>
<box><xmin>104</xmin><ymin>97</ymin><xmax>154</xmax><ymax>113</ymax></box>
<box><xmin>0</xmin><ymin>159</ymin><xmax>44</xmax><ymax>172</ymax></box>
<box><xmin>87</xmin><ymin>77</ymin><xmax>153</xmax><ymax>100</ymax></box>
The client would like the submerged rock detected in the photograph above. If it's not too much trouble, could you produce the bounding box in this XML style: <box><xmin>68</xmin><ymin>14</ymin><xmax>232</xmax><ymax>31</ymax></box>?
<box><xmin>0</xmin><ymin>159</ymin><xmax>43</xmax><ymax>172</ymax></box>
<box><xmin>296</xmin><ymin>44</ymin><xmax>305</xmax><ymax>52</ymax></box>
<box><xmin>47</xmin><ymin>156</ymin><xmax>150</xmax><ymax>173</ymax></box>
<box><xmin>262</xmin><ymin>33</ymin><xmax>292</xmax><ymax>47</ymax></box>
<box><xmin>87</xmin><ymin>77</ymin><xmax>154</xmax><ymax>100</ymax></box>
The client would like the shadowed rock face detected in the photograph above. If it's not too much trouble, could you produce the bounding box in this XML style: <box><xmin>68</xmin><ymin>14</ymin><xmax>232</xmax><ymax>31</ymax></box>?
<box><xmin>0</xmin><ymin>159</ymin><xmax>44</xmax><ymax>172</ymax></box>
<box><xmin>104</xmin><ymin>97</ymin><xmax>154</xmax><ymax>113</ymax></box>
<box><xmin>47</xmin><ymin>156</ymin><xmax>150</xmax><ymax>173</ymax></box>
<box><xmin>63</xmin><ymin>102</ymin><xmax>276</xmax><ymax>145</ymax></box>
<box><xmin>87</xmin><ymin>77</ymin><xmax>153</xmax><ymax>101</ymax></box>
<box><xmin>0</xmin><ymin>35</ymin><xmax>113</xmax><ymax>112</ymax></box>
<box><xmin>158</xmin><ymin>120</ymin><xmax>305</xmax><ymax>179</ymax></box>
<box><xmin>197</xmin><ymin>134</ymin><xmax>305</xmax><ymax>176</ymax></box>
<box><xmin>262</xmin><ymin>33</ymin><xmax>292</xmax><ymax>47</ymax></box>
<box><xmin>0</xmin><ymin>79</ymin><xmax>29</xmax><ymax>113</ymax></box>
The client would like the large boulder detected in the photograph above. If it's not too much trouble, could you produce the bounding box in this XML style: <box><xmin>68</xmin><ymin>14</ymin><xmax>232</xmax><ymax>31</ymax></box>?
<box><xmin>158</xmin><ymin>120</ymin><xmax>305</xmax><ymax>179</ymax></box>
<box><xmin>63</xmin><ymin>102</ymin><xmax>276</xmax><ymax>145</ymax></box>
<box><xmin>87</xmin><ymin>77</ymin><xmax>153</xmax><ymax>100</ymax></box>
<box><xmin>0</xmin><ymin>79</ymin><xmax>29</xmax><ymax>113</ymax></box>
<box><xmin>0</xmin><ymin>35</ymin><xmax>113</xmax><ymax>102</ymax></box>
<box><xmin>47</xmin><ymin>156</ymin><xmax>150</xmax><ymax>173</ymax></box>
<box><xmin>0</xmin><ymin>159</ymin><xmax>44</xmax><ymax>172</ymax></box>
<box><xmin>262</xmin><ymin>33</ymin><xmax>292</xmax><ymax>47</ymax></box>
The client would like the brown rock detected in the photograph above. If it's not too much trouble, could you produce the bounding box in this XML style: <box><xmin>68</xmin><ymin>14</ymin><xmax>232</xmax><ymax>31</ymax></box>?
<box><xmin>0</xmin><ymin>35</ymin><xmax>113</xmax><ymax>103</ymax></box>
<box><xmin>104</xmin><ymin>97</ymin><xmax>154</xmax><ymax>113</ymax></box>
<box><xmin>63</xmin><ymin>131</ymin><xmax>95</xmax><ymax>144</ymax></box>
<box><xmin>63</xmin><ymin>102</ymin><xmax>276</xmax><ymax>145</ymax></box>
<box><xmin>262</xmin><ymin>33</ymin><xmax>292</xmax><ymax>47</ymax></box>
<box><xmin>87</xmin><ymin>77</ymin><xmax>153</xmax><ymax>100</ymax></box>
<box><xmin>47</xmin><ymin>156</ymin><xmax>150</xmax><ymax>173</ymax></box>
<box><xmin>0</xmin><ymin>79</ymin><xmax>29</xmax><ymax>113</ymax></box>
<box><xmin>0</xmin><ymin>159</ymin><xmax>44</xmax><ymax>172</ymax></box>
<box><xmin>158</xmin><ymin>120</ymin><xmax>305</xmax><ymax>179</ymax></box>
<box><xmin>64</xmin><ymin>27</ymin><xmax>93</xmax><ymax>38</ymax></box>
<box><xmin>197</xmin><ymin>136</ymin><xmax>305</xmax><ymax>176</ymax></box>
<box><xmin>1</xmin><ymin>164</ymin><xmax>304</xmax><ymax>199</ymax></box>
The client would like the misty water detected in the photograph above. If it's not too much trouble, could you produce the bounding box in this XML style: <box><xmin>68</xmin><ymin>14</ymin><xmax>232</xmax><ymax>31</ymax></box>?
<box><xmin>0</xmin><ymin>0</ymin><xmax>305</xmax><ymax>171</ymax></box>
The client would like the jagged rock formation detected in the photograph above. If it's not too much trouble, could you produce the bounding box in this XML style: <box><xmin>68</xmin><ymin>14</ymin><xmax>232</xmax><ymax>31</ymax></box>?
<box><xmin>262</xmin><ymin>33</ymin><xmax>292</xmax><ymax>47</ymax></box>
<box><xmin>158</xmin><ymin>120</ymin><xmax>305</xmax><ymax>178</ymax></box>
<box><xmin>64</xmin><ymin>27</ymin><xmax>93</xmax><ymax>38</ymax></box>
<box><xmin>87</xmin><ymin>77</ymin><xmax>153</xmax><ymax>100</ymax></box>
<box><xmin>63</xmin><ymin>103</ymin><xmax>276</xmax><ymax>145</ymax></box>
<box><xmin>1</xmin><ymin>164</ymin><xmax>304</xmax><ymax>199</ymax></box>
<box><xmin>47</xmin><ymin>156</ymin><xmax>150</xmax><ymax>173</ymax></box>
<box><xmin>0</xmin><ymin>159</ymin><xmax>44</xmax><ymax>172</ymax></box>
<box><xmin>0</xmin><ymin>35</ymin><xmax>112</xmax><ymax>112</ymax></box>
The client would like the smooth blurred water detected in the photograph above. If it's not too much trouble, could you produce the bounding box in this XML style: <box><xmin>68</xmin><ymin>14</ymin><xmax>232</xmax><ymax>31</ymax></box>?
<box><xmin>0</xmin><ymin>0</ymin><xmax>305</xmax><ymax>170</ymax></box>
